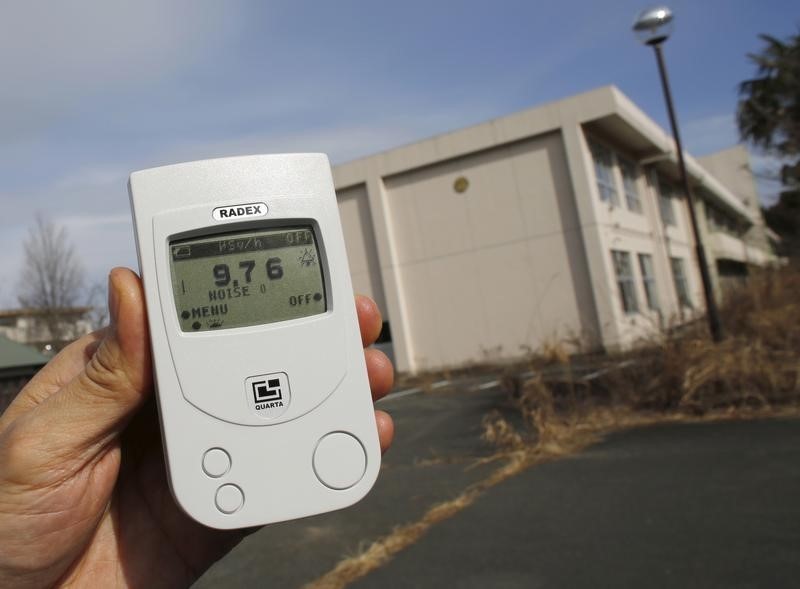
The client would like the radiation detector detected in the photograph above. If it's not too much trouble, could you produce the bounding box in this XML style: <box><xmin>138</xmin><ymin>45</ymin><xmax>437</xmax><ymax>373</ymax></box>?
<box><xmin>128</xmin><ymin>154</ymin><xmax>381</xmax><ymax>529</ymax></box>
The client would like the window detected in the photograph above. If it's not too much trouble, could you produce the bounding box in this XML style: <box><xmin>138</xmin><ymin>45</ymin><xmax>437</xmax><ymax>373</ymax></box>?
<box><xmin>706</xmin><ymin>200</ymin><xmax>741</xmax><ymax>236</ymax></box>
<box><xmin>590</xmin><ymin>142</ymin><xmax>620</xmax><ymax>207</ymax></box>
<box><xmin>657</xmin><ymin>176</ymin><xmax>677</xmax><ymax>226</ymax></box>
<box><xmin>611</xmin><ymin>250</ymin><xmax>639</xmax><ymax>314</ymax></box>
<box><xmin>670</xmin><ymin>257</ymin><xmax>692</xmax><ymax>308</ymax></box>
<box><xmin>637</xmin><ymin>254</ymin><xmax>659</xmax><ymax>311</ymax></box>
<box><xmin>618</xmin><ymin>157</ymin><xmax>643</xmax><ymax>213</ymax></box>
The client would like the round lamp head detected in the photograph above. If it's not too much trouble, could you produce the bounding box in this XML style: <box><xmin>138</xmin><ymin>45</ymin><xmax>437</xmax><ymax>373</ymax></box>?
<box><xmin>632</xmin><ymin>6</ymin><xmax>674</xmax><ymax>45</ymax></box>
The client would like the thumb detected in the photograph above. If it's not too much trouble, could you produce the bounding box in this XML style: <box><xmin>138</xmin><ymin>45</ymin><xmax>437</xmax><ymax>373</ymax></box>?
<box><xmin>34</xmin><ymin>268</ymin><xmax>153</xmax><ymax>456</ymax></box>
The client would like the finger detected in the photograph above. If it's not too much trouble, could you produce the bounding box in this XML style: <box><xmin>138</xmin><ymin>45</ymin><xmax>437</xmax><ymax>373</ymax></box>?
<box><xmin>29</xmin><ymin>268</ymin><xmax>153</xmax><ymax>456</ymax></box>
<box><xmin>1</xmin><ymin>329</ymin><xmax>105</xmax><ymax>426</ymax></box>
<box><xmin>355</xmin><ymin>295</ymin><xmax>382</xmax><ymax>347</ymax></box>
<box><xmin>375</xmin><ymin>410</ymin><xmax>394</xmax><ymax>454</ymax></box>
<box><xmin>365</xmin><ymin>348</ymin><xmax>393</xmax><ymax>401</ymax></box>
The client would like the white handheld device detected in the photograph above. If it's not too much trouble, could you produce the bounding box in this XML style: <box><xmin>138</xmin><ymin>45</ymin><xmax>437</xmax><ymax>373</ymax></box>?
<box><xmin>128</xmin><ymin>154</ymin><xmax>381</xmax><ymax>529</ymax></box>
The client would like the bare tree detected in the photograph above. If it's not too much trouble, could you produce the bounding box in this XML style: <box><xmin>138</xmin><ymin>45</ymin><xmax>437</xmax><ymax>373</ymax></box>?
<box><xmin>84</xmin><ymin>280</ymin><xmax>109</xmax><ymax>330</ymax></box>
<box><xmin>17</xmin><ymin>214</ymin><xmax>87</xmax><ymax>345</ymax></box>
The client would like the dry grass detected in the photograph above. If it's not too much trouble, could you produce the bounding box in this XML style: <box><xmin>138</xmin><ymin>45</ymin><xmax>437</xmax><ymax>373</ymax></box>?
<box><xmin>615</xmin><ymin>267</ymin><xmax>800</xmax><ymax>413</ymax></box>
<box><xmin>496</xmin><ymin>268</ymin><xmax>800</xmax><ymax>448</ymax></box>
<box><xmin>481</xmin><ymin>268</ymin><xmax>800</xmax><ymax>425</ymax></box>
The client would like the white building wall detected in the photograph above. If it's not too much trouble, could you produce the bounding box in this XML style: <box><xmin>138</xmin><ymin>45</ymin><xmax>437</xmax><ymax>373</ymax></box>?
<box><xmin>336</xmin><ymin>184</ymin><xmax>388</xmax><ymax>314</ymax></box>
<box><xmin>699</xmin><ymin>145</ymin><xmax>772</xmax><ymax>254</ymax></box>
<box><xmin>579</xmin><ymin>130</ymin><xmax>705</xmax><ymax>346</ymax></box>
<box><xmin>381</xmin><ymin>133</ymin><xmax>595</xmax><ymax>369</ymax></box>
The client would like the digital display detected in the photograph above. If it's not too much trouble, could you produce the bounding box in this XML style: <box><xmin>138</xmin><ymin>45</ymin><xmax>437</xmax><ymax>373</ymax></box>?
<box><xmin>169</xmin><ymin>226</ymin><xmax>326</xmax><ymax>332</ymax></box>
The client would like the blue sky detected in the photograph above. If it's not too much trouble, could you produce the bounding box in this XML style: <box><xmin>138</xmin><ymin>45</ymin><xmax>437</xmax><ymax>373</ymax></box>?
<box><xmin>0</xmin><ymin>0</ymin><xmax>796</xmax><ymax>305</ymax></box>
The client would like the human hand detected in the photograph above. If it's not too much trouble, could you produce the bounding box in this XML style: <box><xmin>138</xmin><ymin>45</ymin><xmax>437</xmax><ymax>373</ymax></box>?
<box><xmin>0</xmin><ymin>267</ymin><xmax>394</xmax><ymax>588</ymax></box>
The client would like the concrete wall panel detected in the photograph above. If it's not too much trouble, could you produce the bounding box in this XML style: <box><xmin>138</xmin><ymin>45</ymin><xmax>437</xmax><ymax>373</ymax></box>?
<box><xmin>336</xmin><ymin>184</ymin><xmax>388</xmax><ymax>314</ymax></box>
<box><xmin>399</xmin><ymin>255</ymin><xmax>488</xmax><ymax>369</ymax></box>
<box><xmin>383</xmin><ymin>133</ymin><xmax>595</xmax><ymax>368</ymax></box>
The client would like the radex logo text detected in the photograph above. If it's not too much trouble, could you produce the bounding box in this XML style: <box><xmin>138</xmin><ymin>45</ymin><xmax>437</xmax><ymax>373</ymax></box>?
<box><xmin>212</xmin><ymin>202</ymin><xmax>268</xmax><ymax>221</ymax></box>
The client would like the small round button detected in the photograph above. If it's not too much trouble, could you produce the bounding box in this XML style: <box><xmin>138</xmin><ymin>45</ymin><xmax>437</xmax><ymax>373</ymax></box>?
<box><xmin>215</xmin><ymin>484</ymin><xmax>244</xmax><ymax>514</ymax></box>
<box><xmin>313</xmin><ymin>432</ymin><xmax>367</xmax><ymax>490</ymax></box>
<box><xmin>202</xmin><ymin>448</ymin><xmax>231</xmax><ymax>478</ymax></box>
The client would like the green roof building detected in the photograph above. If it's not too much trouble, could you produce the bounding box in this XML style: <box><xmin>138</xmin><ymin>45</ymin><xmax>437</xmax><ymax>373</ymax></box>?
<box><xmin>0</xmin><ymin>334</ymin><xmax>48</xmax><ymax>380</ymax></box>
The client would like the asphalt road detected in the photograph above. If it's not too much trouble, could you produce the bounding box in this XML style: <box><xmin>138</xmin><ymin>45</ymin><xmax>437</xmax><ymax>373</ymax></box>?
<box><xmin>194</xmin><ymin>383</ymin><xmax>800</xmax><ymax>588</ymax></box>
<box><xmin>353</xmin><ymin>418</ymin><xmax>800</xmax><ymax>589</ymax></box>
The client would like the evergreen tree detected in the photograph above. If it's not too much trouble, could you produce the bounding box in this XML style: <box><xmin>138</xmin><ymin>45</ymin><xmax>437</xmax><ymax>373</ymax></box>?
<box><xmin>737</xmin><ymin>31</ymin><xmax>800</xmax><ymax>256</ymax></box>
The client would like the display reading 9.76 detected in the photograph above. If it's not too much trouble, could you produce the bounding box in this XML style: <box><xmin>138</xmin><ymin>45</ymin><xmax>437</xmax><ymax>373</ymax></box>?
<box><xmin>169</xmin><ymin>226</ymin><xmax>327</xmax><ymax>332</ymax></box>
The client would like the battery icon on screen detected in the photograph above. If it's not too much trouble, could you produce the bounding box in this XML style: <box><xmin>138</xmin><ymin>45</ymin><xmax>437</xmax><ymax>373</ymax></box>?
<box><xmin>173</xmin><ymin>245</ymin><xmax>192</xmax><ymax>259</ymax></box>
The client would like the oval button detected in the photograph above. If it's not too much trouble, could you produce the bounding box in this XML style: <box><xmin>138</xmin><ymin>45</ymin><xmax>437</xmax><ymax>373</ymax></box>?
<box><xmin>313</xmin><ymin>432</ymin><xmax>367</xmax><ymax>490</ymax></box>
<box><xmin>202</xmin><ymin>448</ymin><xmax>231</xmax><ymax>478</ymax></box>
<box><xmin>215</xmin><ymin>484</ymin><xmax>244</xmax><ymax>514</ymax></box>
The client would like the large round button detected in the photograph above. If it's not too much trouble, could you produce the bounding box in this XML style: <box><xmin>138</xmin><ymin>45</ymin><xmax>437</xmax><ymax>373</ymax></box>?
<box><xmin>202</xmin><ymin>448</ymin><xmax>231</xmax><ymax>478</ymax></box>
<box><xmin>313</xmin><ymin>432</ymin><xmax>367</xmax><ymax>490</ymax></box>
<box><xmin>215</xmin><ymin>484</ymin><xmax>244</xmax><ymax>514</ymax></box>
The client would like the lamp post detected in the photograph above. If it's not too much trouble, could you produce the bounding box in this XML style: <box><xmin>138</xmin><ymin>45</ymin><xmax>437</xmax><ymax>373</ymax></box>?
<box><xmin>633</xmin><ymin>6</ymin><xmax>723</xmax><ymax>342</ymax></box>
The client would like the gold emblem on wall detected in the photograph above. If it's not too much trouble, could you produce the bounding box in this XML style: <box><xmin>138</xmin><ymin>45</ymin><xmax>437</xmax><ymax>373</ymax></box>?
<box><xmin>453</xmin><ymin>176</ymin><xmax>469</xmax><ymax>193</ymax></box>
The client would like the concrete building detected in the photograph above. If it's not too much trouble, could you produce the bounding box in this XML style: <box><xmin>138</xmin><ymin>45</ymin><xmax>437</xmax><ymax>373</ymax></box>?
<box><xmin>332</xmin><ymin>86</ymin><xmax>776</xmax><ymax>374</ymax></box>
<box><xmin>0</xmin><ymin>307</ymin><xmax>93</xmax><ymax>354</ymax></box>
<box><xmin>698</xmin><ymin>145</ymin><xmax>779</xmax><ymax>296</ymax></box>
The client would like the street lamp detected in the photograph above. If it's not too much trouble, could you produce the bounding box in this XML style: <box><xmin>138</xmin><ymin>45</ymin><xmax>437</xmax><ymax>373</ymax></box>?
<box><xmin>633</xmin><ymin>6</ymin><xmax>723</xmax><ymax>342</ymax></box>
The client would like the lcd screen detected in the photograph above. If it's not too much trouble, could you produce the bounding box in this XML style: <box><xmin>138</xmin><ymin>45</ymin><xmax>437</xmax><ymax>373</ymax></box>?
<box><xmin>169</xmin><ymin>226</ymin><xmax>326</xmax><ymax>332</ymax></box>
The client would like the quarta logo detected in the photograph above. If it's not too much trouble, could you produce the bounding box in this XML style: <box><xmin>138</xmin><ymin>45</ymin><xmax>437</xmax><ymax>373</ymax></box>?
<box><xmin>212</xmin><ymin>202</ymin><xmax>268</xmax><ymax>221</ymax></box>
